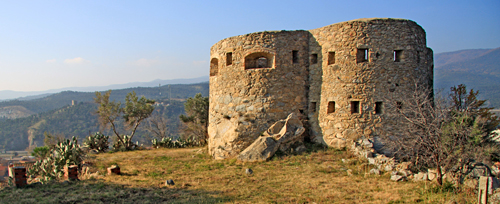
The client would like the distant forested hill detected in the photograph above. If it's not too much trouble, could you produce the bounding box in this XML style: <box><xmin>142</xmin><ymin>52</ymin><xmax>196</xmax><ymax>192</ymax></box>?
<box><xmin>0</xmin><ymin>82</ymin><xmax>208</xmax><ymax>150</ymax></box>
<box><xmin>434</xmin><ymin>47</ymin><xmax>500</xmax><ymax>108</ymax></box>
<box><xmin>0</xmin><ymin>82</ymin><xmax>208</xmax><ymax>116</ymax></box>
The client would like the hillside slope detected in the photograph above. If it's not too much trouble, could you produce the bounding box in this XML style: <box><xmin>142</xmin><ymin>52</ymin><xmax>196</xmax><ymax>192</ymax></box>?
<box><xmin>0</xmin><ymin>82</ymin><xmax>209</xmax><ymax>115</ymax></box>
<box><xmin>434</xmin><ymin>47</ymin><xmax>500</xmax><ymax>108</ymax></box>
<box><xmin>0</xmin><ymin>82</ymin><xmax>208</xmax><ymax>150</ymax></box>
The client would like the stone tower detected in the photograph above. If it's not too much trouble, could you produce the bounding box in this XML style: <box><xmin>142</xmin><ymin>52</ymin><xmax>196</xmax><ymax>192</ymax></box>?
<box><xmin>208</xmin><ymin>18</ymin><xmax>433</xmax><ymax>159</ymax></box>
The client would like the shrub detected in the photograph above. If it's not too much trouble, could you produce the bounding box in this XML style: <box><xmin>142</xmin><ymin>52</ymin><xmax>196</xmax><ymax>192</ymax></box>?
<box><xmin>31</xmin><ymin>146</ymin><xmax>51</xmax><ymax>159</ymax></box>
<box><xmin>112</xmin><ymin>135</ymin><xmax>136</xmax><ymax>151</ymax></box>
<box><xmin>84</xmin><ymin>132</ymin><xmax>109</xmax><ymax>153</ymax></box>
<box><xmin>28</xmin><ymin>136</ymin><xmax>84</xmax><ymax>183</ymax></box>
<box><xmin>151</xmin><ymin>137</ymin><xmax>200</xmax><ymax>149</ymax></box>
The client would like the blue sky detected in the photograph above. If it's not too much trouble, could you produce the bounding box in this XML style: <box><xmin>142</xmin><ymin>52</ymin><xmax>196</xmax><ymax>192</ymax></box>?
<box><xmin>0</xmin><ymin>0</ymin><xmax>498</xmax><ymax>92</ymax></box>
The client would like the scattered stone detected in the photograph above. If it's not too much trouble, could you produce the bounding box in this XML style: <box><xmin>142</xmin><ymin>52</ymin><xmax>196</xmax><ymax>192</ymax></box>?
<box><xmin>367</xmin><ymin>158</ymin><xmax>376</xmax><ymax>165</ymax></box>
<box><xmin>399</xmin><ymin>170</ymin><xmax>411</xmax><ymax>177</ymax></box>
<box><xmin>384</xmin><ymin>165</ymin><xmax>394</xmax><ymax>172</ymax></box>
<box><xmin>245</xmin><ymin>168</ymin><xmax>253</xmax><ymax>175</ymax></box>
<box><xmin>427</xmin><ymin>169</ymin><xmax>436</xmax><ymax>181</ymax></box>
<box><xmin>369</xmin><ymin>168</ymin><xmax>380</xmax><ymax>175</ymax></box>
<box><xmin>391</xmin><ymin>175</ymin><xmax>405</xmax><ymax>182</ymax></box>
<box><xmin>362</xmin><ymin>139</ymin><xmax>373</xmax><ymax>148</ymax></box>
<box><xmin>166</xmin><ymin>179</ymin><xmax>175</xmax><ymax>186</ymax></box>
<box><xmin>396</xmin><ymin>162</ymin><xmax>411</xmax><ymax>171</ymax></box>
<box><xmin>413</xmin><ymin>172</ymin><xmax>428</xmax><ymax>181</ymax></box>
<box><xmin>346</xmin><ymin>169</ymin><xmax>353</xmax><ymax>176</ymax></box>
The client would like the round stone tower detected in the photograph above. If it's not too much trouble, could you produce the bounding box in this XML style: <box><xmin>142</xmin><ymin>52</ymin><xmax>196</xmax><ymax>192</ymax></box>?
<box><xmin>208</xmin><ymin>18</ymin><xmax>433</xmax><ymax>159</ymax></box>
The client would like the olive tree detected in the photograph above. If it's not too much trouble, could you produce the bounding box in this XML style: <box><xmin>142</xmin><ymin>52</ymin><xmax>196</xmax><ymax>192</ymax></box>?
<box><xmin>94</xmin><ymin>90</ymin><xmax>155</xmax><ymax>150</ymax></box>
<box><xmin>382</xmin><ymin>84</ymin><xmax>499</xmax><ymax>185</ymax></box>
<box><xmin>179</xmin><ymin>93</ymin><xmax>209</xmax><ymax>144</ymax></box>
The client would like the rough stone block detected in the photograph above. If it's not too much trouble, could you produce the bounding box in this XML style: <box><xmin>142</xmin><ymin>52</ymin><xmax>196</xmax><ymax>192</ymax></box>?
<box><xmin>107</xmin><ymin>165</ymin><xmax>120</xmax><ymax>175</ymax></box>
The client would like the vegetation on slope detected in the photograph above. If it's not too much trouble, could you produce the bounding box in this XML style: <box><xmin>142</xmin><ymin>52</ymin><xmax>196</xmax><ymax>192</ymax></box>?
<box><xmin>0</xmin><ymin>83</ymin><xmax>209</xmax><ymax>151</ymax></box>
<box><xmin>0</xmin><ymin>99</ymin><xmax>187</xmax><ymax>151</ymax></box>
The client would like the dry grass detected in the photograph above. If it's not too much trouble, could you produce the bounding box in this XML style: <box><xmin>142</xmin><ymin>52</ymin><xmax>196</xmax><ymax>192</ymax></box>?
<box><xmin>0</xmin><ymin>146</ymin><xmax>476</xmax><ymax>203</ymax></box>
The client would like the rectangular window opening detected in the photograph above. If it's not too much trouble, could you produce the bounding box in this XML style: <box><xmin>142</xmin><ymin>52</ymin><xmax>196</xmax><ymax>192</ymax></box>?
<box><xmin>226</xmin><ymin>52</ymin><xmax>233</xmax><ymax>65</ymax></box>
<box><xmin>292</xmin><ymin>50</ymin><xmax>299</xmax><ymax>64</ymax></box>
<box><xmin>311</xmin><ymin>102</ymin><xmax>317</xmax><ymax>113</ymax></box>
<box><xmin>351</xmin><ymin>101</ymin><xmax>360</xmax><ymax>114</ymax></box>
<box><xmin>327</xmin><ymin>101</ymin><xmax>335</xmax><ymax>114</ymax></box>
<box><xmin>311</xmin><ymin>54</ymin><xmax>318</xmax><ymax>64</ymax></box>
<box><xmin>416</xmin><ymin>51</ymin><xmax>421</xmax><ymax>63</ymax></box>
<box><xmin>375</xmin><ymin>102</ymin><xmax>383</xmax><ymax>114</ymax></box>
<box><xmin>328</xmin><ymin>52</ymin><xmax>335</xmax><ymax>65</ymax></box>
<box><xmin>394</xmin><ymin>50</ymin><xmax>403</xmax><ymax>62</ymax></box>
<box><xmin>357</xmin><ymin>48</ymin><xmax>368</xmax><ymax>63</ymax></box>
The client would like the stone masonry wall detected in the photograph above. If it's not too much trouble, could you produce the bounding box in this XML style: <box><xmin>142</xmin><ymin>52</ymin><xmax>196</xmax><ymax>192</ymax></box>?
<box><xmin>208</xmin><ymin>31</ymin><xmax>310</xmax><ymax>159</ymax></box>
<box><xmin>308</xmin><ymin>18</ymin><xmax>433</xmax><ymax>148</ymax></box>
<box><xmin>208</xmin><ymin>18</ymin><xmax>433</xmax><ymax>159</ymax></box>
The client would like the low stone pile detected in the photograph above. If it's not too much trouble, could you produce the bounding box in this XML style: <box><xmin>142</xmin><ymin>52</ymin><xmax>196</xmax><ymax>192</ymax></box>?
<box><xmin>350</xmin><ymin>137</ymin><xmax>500</xmax><ymax>195</ymax></box>
<box><xmin>350</xmin><ymin>138</ymin><xmax>411</xmax><ymax>181</ymax></box>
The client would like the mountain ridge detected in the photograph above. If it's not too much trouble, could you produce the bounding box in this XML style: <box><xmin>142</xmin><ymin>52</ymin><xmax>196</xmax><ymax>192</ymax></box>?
<box><xmin>434</xmin><ymin>47</ymin><xmax>500</xmax><ymax>108</ymax></box>
<box><xmin>0</xmin><ymin>76</ymin><xmax>209</xmax><ymax>101</ymax></box>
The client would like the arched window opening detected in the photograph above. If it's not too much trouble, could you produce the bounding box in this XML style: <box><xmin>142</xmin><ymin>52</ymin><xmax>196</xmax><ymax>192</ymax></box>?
<box><xmin>210</xmin><ymin>58</ymin><xmax>219</xmax><ymax>76</ymax></box>
<box><xmin>245</xmin><ymin>52</ymin><xmax>274</xmax><ymax>69</ymax></box>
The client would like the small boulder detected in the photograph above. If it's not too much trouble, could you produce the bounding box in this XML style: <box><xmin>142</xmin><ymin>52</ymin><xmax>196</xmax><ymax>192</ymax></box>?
<box><xmin>413</xmin><ymin>172</ymin><xmax>428</xmax><ymax>181</ymax></box>
<box><xmin>107</xmin><ymin>165</ymin><xmax>120</xmax><ymax>175</ymax></box>
<box><xmin>369</xmin><ymin>168</ymin><xmax>380</xmax><ymax>175</ymax></box>
<box><xmin>166</xmin><ymin>179</ymin><xmax>175</xmax><ymax>186</ymax></box>
<box><xmin>367</xmin><ymin>158</ymin><xmax>376</xmax><ymax>165</ymax></box>
<box><xmin>391</xmin><ymin>174</ymin><xmax>405</xmax><ymax>182</ymax></box>
<box><xmin>427</xmin><ymin>170</ymin><xmax>436</xmax><ymax>181</ymax></box>
<box><xmin>245</xmin><ymin>168</ymin><xmax>253</xmax><ymax>175</ymax></box>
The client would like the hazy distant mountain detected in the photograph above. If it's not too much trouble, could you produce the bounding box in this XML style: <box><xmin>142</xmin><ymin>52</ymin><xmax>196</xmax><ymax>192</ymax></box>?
<box><xmin>434</xmin><ymin>47</ymin><xmax>500</xmax><ymax>108</ymax></box>
<box><xmin>434</xmin><ymin>48</ymin><xmax>492</xmax><ymax>68</ymax></box>
<box><xmin>0</xmin><ymin>76</ymin><xmax>209</xmax><ymax>101</ymax></box>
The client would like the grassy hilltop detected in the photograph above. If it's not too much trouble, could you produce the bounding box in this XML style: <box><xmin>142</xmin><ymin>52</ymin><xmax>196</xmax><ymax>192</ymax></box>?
<box><xmin>0</xmin><ymin>147</ymin><xmax>474</xmax><ymax>203</ymax></box>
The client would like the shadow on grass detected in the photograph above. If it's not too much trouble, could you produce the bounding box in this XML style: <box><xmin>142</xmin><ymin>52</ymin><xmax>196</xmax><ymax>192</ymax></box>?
<box><xmin>0</xmin><ymin>179</ymin><xmax>229</xmax><ymax>204</ymax></box>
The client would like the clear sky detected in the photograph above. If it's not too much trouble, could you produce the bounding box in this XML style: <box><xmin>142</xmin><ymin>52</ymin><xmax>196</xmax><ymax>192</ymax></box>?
<box><xmin>0</xmin><ymin>0</ymin><xmax>498</xmax><ymax>92</ymax></box>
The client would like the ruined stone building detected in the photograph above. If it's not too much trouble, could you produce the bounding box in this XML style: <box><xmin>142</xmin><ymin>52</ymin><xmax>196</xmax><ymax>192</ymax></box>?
<box><xmin>207</xmin><ymin>18</ymin><xmax>433</xmax><ymax>159</ymax></box>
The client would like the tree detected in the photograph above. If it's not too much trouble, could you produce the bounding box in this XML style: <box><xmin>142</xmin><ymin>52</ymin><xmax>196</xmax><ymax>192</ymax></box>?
<box><xmin>94</xmin><ymin>90</ymin><xmax>155</xmax><ymax>150</ymax></box>
<box><xmin>382</xmin><ymin>84</ymin><xmax>499</xmax><ymax>185</ymax></box>
<box><xmin>449</xmin><ymin>84</ymin><xmax>500</xmax><ymax>133</ymax></box>
<box><xmin>43</xmin><ymin>132</ymin><xmax>66</xmax><ymax>149</ymax></box>
<box><xmin>144</xmin><ymin>110</ymin><xmax>170</xmax><ymax>139</ymax></box>
<box><xmin>31</xmin><ymin>146</ymin><xmax>50</xmax><ymax>159</ymax></box>
<box><xmin>179</xmin><ymin>93</ymin><xmax>209</xmax><ymax>144</ymax></box>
